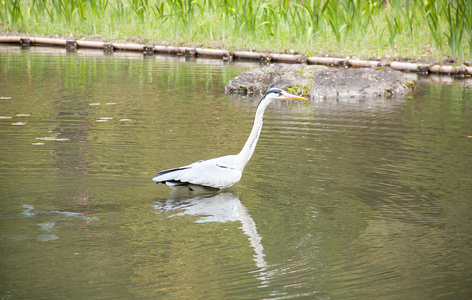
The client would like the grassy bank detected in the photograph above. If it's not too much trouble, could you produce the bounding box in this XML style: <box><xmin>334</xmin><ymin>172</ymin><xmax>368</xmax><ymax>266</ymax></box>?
<box><xmin>1</xmin><ymin>0</ymin><xmax>471</xmax><ymax>61</ymax></box>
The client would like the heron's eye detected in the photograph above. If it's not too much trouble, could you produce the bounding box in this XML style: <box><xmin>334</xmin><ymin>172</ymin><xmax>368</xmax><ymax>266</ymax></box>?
<box><xmin>278</xmin><ymin>92</ymin><xmax>282</xmax><ymax>96</ymax></box>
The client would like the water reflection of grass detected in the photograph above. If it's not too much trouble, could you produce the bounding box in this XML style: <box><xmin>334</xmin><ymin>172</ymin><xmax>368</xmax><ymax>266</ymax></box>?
<box><xmin>1</xmin><ymin>0</ymin><xmax>471</xmax><ymax>60</ymax></box>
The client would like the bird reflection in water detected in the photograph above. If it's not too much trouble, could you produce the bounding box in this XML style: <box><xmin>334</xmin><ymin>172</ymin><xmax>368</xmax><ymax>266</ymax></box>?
<box><xmin>153</xmin><ymin>191</ymin><xmax>271</xmax><ymax>286</ymax></box>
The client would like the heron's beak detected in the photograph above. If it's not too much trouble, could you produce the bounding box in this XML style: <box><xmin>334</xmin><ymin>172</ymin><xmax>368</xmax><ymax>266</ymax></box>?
<box><xmin>283</xmin><ymin>92</ymin><xmax>308</xmax><ymax>101</ymax></box>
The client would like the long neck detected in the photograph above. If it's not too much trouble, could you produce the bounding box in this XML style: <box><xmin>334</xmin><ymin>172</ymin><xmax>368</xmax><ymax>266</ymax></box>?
<box><xmin>237</xmin><ymin>98</ymin><xmax>272</xmax><ymax>170</ymax></box>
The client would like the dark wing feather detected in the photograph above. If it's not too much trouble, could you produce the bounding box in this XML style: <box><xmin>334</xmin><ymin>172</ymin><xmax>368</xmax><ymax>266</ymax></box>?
<box><xmin>154</xmin><ymin>167</ymin><xmax>190</xmax><ymax>177</ymax></box>
<box><xmin>152</xmin><ymin>155</ymin><xmax>242</xmax><ymax>189</ymax></box>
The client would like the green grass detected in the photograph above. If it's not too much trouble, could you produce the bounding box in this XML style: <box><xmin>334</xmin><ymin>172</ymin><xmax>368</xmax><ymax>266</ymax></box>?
<box><xmin>1</xmin><ymin>0</ymin><xmax>470</xmax><ymax>61</ymax></box>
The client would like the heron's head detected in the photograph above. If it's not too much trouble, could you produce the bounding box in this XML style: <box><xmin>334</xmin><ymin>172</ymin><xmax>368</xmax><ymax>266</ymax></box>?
<box><xmin>263</xmin><ymin>88</ymin><xmax>308</xmax><ymax>102</ymax></box>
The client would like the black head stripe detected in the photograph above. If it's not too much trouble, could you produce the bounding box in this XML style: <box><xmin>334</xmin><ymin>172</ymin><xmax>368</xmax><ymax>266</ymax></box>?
<box><xmin>265</xmin><ymin>88</ymin><xmax>283</xmax><ymax>96</ymax></box>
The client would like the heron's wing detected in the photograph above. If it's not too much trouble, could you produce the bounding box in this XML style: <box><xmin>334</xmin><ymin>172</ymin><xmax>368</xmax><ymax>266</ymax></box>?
<box><xmin>153</xmin><ymin>156</ymin><xmax>242</xmax><ymax>189</ymax></box>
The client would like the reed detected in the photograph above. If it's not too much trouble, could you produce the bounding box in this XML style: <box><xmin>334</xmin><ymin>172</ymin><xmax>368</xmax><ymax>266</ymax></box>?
<box><xmin>0</xmin><ymin>0</ymin><xmax>470</xmax><ymax>60</ymax></box>
<box><xmin>465</xmin><ymin>3</ymin><xmax>472</xmax><ymax>57</ymax></box>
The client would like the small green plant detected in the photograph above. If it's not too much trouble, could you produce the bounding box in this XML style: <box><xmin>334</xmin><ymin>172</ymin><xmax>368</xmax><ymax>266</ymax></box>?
<box><xmin>1</xmin><ymin>0</ymin><xmax>23</xmax><ymax>31</ymax></box>
<box><xmin>322</xmin><ymin>0</ymin><xmax>345</xmax><ymax>44</ymax></box>
<box><xmin>423</xmin><ymin>0</ymin><xmax>442</xmax><ymax>51</ymax></box>
<box><xmin>443</xmin><ymin>0</ymin><xmax>465</xmax><ymax>58</ymax></box>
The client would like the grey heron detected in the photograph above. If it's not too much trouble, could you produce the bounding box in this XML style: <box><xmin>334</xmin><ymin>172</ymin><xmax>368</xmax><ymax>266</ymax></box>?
<box><xmin>152</xmin><ymin>88</ymin><xmax>308</xmax><ymax>190</ymax></box>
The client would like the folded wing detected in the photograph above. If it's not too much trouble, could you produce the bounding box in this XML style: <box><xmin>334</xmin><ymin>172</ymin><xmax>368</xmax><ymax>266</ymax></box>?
<box><xmin>152</xmin><ymin>155</ymin><xmax>242</xmax><ymax>189</ymax></box>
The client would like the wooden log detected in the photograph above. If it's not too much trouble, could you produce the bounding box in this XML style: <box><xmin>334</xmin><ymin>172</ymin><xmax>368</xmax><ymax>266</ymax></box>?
<box><xmin>390</xmin><ymin>61</ymin><xmax>424</xmax><ymax>72</ymax></box>
<box><xmin>195</xmin><ymin>48</ymin><xmax>227</xmax><ymax>58</ymax></box>
<box><xmin>348</xmin><ymin>59</ymin><xmax>379</xmax><ymax>68</ymax></box>
<box><xmin>165</xmin><ymin>46</ymin><xmax>184</xmax><ymax>55</ymax></box>
<box><xmin>307</xmin><ymin>56</ymin><xmax>345</xmax><ymax>66</ymax></box>
<box><xmin>270</xmin><ymin>53</ymin><xmax>299</xmax><ymax>63</ymax></box>
<box><xmin>233</xmin><ymin>51</ymin><xmax>264</xmax><ymax>60</ymax></box>
<box><xmin>153</xmin><ymin>45</ymin><xmax>168</xmax><ymax>54</ymax></box>
<box><xmin>429</xmin><ymin>65</ymin><xmax>454</xmax><ymax>74</ymax></box>
<box><xmin>30</xmin><ymin>37</ymin><xmax>67</xmax><ymax>46</ymax></box>
<box><xmin>77</xmin><ymin>40</ymin><xmax>105</xmax><ymax>49</ymax></box>
<box><xmin>452</xmin><ymin>66</ymin><xmax>467</xmax><ymax>78</ymax></box>
<box><xmin>0</xmin><ymin>36</ymin><xmax>21</xmax><ymax>43</ymax></box>
<box><xmin>428</xmin><ymin>65</ymin><xmax>469</xmax><ymax>77</ymax></box>
<box><xmin>112</xmin><ymin>43</ymin><xmax>144</xmax><ymax>51</ymax></box>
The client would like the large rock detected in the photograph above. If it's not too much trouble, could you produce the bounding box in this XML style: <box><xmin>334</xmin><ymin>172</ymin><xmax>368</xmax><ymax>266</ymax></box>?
<box><xmin>225</xmin><ymin>64</ymin><xmax>414</xmax><ymax>98</ymax></box>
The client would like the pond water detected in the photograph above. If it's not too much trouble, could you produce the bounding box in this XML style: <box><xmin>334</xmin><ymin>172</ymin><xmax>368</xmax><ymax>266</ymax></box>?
<box><xmin>1</xmin><ymin>46</ymin><xmax>471</xmax><ymax>299</ymax></box>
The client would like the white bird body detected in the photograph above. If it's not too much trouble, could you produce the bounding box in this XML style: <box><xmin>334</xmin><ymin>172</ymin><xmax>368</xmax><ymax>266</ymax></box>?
<box><xmin>153</xmin><ymin>88</ymin><xmax>307</xmax><ymax>190</ymax></box>
<box><xmin>155</xmin><ymin>155</ymin><xmax>242</xmax><ymax>189</ymax></box>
